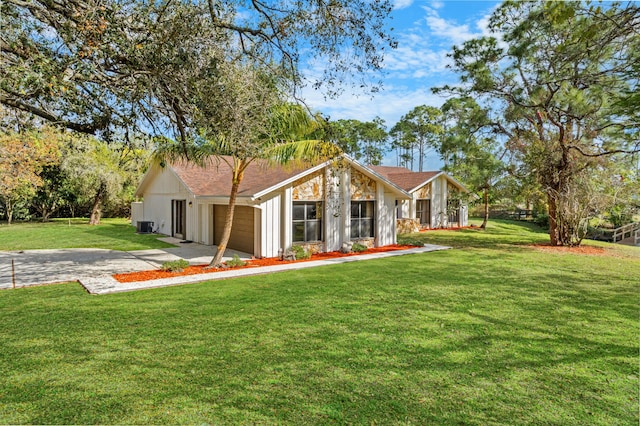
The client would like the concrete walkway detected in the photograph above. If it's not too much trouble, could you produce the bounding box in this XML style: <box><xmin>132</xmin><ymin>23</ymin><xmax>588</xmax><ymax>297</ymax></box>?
<box><xmin>0</xmin><ymin>237</ymin><xmax>249</xmax><ymax>290</ymax></box>
<box><xmin>0</xmin><ymin>239</ymin><xmax>450</xmax><ymax>294</ymax></box>
<box><xmin>80</xmin><ymin>244</ymin><xmax>450</xmax><ymax>295</ymax></box>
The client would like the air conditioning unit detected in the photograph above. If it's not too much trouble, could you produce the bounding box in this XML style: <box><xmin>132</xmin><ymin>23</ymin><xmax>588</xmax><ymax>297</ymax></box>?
<box><xmin>136</xmin><ymin>221</ymin><xmax>154</xmax><ymax>233</ymax></box>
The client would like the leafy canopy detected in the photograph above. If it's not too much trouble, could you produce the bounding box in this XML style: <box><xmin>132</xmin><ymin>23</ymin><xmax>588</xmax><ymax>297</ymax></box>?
<box><xmin>1</xmin><ymin>0</ymin><xmax>396</xmax><ymax>140</ymax></box>
<box><xmin>438</xmin><ymin>0</ymin><xmax>639</xmax><ymax>245</ymax></box>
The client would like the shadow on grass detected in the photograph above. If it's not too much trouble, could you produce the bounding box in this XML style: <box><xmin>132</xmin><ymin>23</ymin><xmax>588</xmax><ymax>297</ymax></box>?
<box><xmin>0</xmin><ymin>225</ymin><xmax>638</xmax><ymax>424</ymax></box>
<box><xmin>398</xmin><ymin>219</ymin><xmax>550</xmax><ymax>250</ymax></box>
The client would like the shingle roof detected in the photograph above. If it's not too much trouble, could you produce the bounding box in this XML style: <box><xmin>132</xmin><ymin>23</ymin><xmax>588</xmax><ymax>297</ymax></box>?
<box><xmin>171</xmin><ymin>156</ymin><xmax>312</xmax><ymax>197</ymax></box>
<box><xmin>369</xmin><ymin>165</ymin><xmax>441</xmax><ymax>192</ymax></box>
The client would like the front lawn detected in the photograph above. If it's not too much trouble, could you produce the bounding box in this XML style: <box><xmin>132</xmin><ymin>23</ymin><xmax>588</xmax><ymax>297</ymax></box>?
<box><xmin>0</xmin><ymin>221</ymin><xmax>638</xmax><ymax>424</ymax></box>
<box><xmin>0</xmin><ymin>218</ymin><xmax>174</xmax><ymax>251</ymax></box>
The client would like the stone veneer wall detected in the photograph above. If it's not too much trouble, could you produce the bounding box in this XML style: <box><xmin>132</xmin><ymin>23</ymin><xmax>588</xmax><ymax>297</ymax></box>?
<box><xmin>415</xmin><ymin>183</ymin><xmax>431</xmax><ymax>199</ymax></box>
<box><xmin>350</xmin><ymin>169</ymin><xmax>376</xmax><ymax>200</ymax></box>
<box><xmin>293</xmin><ymin>241</ymin><xmax>324</xmax><ymax>254</ymax></box>
<box><xmin>351</xmin><ymin>237</ymin><xmax>375</xmax><ymax>248</ymax></box>
<box><xmin>447</xmin><ymin>182</ymin><xmax>458</xmax><ymax>197</ymax></box>
<box><xmin>292</xmin><ymin>171</ymin><xmax>324</xmax><ymax>201</ymax></box>
<box><xmin>397</xmin><ymin>218</ymin><xmax>420</xmax><ymax>234</ymax></box>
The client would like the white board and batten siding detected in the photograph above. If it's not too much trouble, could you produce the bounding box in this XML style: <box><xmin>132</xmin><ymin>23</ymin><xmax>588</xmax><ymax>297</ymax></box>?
<box><xmin>376</xmin><ymin>185</ymin><xmax>398</xmax><ymax>247</ymax></box>
<box><xmin>431</xmin><ymin>175</ymin><xmax>445</xmax><ymax>228</ymax></box>
<box><xmin>257</xmin><ymin>192</ymin><xmax>282</xmax><ymax>258</ymax></box>
<box><xmin>139</xmin><ymin>168</ymin><xmax>195</xmax><ymax>237</ymax></box>
<box><xmin>198</xmin><ymin>204</ymin><xmax>214</xmax><ymax>245</ymax></box>
<box><xmin>324</xmin><ymin>166</ymin><xmax>345</xmax><ymax>252</ymax></box>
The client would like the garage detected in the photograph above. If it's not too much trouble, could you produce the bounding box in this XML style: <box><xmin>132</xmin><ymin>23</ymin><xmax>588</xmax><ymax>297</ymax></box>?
<box><xmin>213</xmin><ymin>205</ymin><xmax>255</xmax><ymax>255</ymax></box>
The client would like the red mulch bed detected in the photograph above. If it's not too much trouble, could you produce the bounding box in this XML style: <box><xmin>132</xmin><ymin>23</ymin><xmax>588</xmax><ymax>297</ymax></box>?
<box><xmin>528</xmin><ymin>243</ymin><xmax>608</xmax><ymax>256</ymax></box>
<box><xmin>114</xmin><ymin>244</ymin><xmax>419</xmax><ymax>283</ymax></box>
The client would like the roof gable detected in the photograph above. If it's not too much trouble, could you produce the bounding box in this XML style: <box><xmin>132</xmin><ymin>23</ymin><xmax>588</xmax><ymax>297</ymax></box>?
<box><xmin>171</xmin><ymin>157</ymin><xmax>310</xmax><ymax>197</ymax></box>
<box><xmin>136</xmin><ymin>155</ymin><xmax>411</xmax><ymax>200</ymax></box>
<box><xmin>369</xmin><ymin>165</ymin><xmax>470</xmax><ymax>194</ymax></box>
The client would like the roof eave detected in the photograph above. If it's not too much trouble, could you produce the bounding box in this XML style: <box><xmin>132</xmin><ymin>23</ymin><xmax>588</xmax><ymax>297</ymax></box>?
<box><xmin>136</xmin><ymin>162</ymin><xmax>197</xmax><ymax>198</ymax></box>
<box><xmin>250</xmin><ymin>160</ymin><xmax>332</xmax><ymax>200</ymax></box>
<box><xmin>346</xmin><ymin>155</ymin><xmax>412</xmax><ymax>199</ymax></box>
<box><xmin>134</xmin><ymin>162</ymin><xmax>160</xmax><ymax>198</ymax></box>
<box><xmin>407</xmin><ymin>171</ymin><xmax>444</xmax><ymax>193</ymax></box>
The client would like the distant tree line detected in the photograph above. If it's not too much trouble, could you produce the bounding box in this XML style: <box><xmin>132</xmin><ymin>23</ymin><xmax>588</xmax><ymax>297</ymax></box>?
<box><xmin>1</xmin><ymin>0</ymin><xmax>638</xmax><ymax>247</ymax></box>
<box><xmin>329</xmin><ymin>1</ymin><xmax>640</xmax><ymax>244</ymax></box>
<box><xmin>0</xmin><ymin>126</ymin><xmax>148</xmax><ymax>224</ymax></box>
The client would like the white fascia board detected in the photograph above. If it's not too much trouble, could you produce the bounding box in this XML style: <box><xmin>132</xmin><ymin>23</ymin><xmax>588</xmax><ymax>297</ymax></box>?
<box><xmin>346</xmin><ymin>156</ymin><xmax>412</xmax><ymax>199</ymax></box>
<box><xmin>443</xmin><ymin>174</ymin><xmax>473</xmax><ymax>194</ymax></box>
<box><xmin>195</xmin><ymin>196</ymin><xmax>260</xmax><ymax>206</ymax></box>
<box><xmin>407</xmin><ymin>172</ymin><xmax>473</xmax><ymax>196</ymax></box>
<box><xmin>134</xmin><ymin>163</ymin><xmax>159</xmax><ymax>197</ymax></box>
<box><xmin>250</xmin><ymin>159</ymin><xmax>333</xmax><ymax>201</ymax></box>
<box><xmin>134</xmin><ymin>163</ymin><xmax>196</xmax><ymax>198</ymax></box>
<box><xmin>407</xmin><ymin>171</ymin><xmax>444</xmax><ymax>194</ymax></box>
<box><xmin>170</xmin><ymin>167</ymin><xmax>197</xmax><ymax>198</ymax></box>
<box><xmin>135</xmin><ymin>162</ymin><xmax>198</xmax><ymax>199</ymax></box>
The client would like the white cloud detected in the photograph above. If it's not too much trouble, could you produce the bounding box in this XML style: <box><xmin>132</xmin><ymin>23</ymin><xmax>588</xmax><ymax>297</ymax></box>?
<box><xmin>476</xmin><ymin>13</ymin><xmax>493</xmax><ymax>37</ymax></box>
<box><xmin>475</xmin><ymin>5</ymin><xmax>506</xmax><ymax>47</ymax></box>
<box><xmin>393</xmin><ymin>0</ymin><xmax>414</xmax><ymax>10</ymax></box>
<box><xmin>298</xmin><ymin>3</ymin><xmax>496</xmax><ymax>130</ymax></box>
<box><xmin>301</xmin><ymin>82</ymin><xmax>448</xmax><ymax>126</ymax></box>
<box><xmin>421</xmin><ymin>7</ymin><xmax>482</xmax><ymax>46</ymax></box>
<box><xmin>300</xmin><ymin>84</ymin><xmax>447</xmax><ymax>168</ymax></box>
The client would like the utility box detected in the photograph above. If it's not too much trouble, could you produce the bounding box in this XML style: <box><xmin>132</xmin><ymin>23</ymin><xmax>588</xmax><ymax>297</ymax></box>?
<box><xmin>136</xmin><ymin>221</ymin><xmax>154</xmax><ymax>234</ymax></box>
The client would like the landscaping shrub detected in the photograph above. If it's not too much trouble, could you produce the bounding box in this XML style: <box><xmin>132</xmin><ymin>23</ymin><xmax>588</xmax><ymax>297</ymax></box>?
<box><xmin>161</xmin><ymin>259</ymin><xmax>189</xmax><ymax>272</ymax></box>
<box><xmin>225</xmin><ymin>254</ymin><xmax>246</xmax><ymax>268</ymax></box>
<box><xmin>351</xmin><ymin>242</ymin><xmax>368</xmax><ymax>252</ymax></box>
<box><xmin>290</xmin><ymin>245</ymin><xmax>311</xmax><ymax>260</ymax></box>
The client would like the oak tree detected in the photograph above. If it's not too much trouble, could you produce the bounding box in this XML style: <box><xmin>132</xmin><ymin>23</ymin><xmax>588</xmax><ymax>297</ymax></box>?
<box><xmin>1</xmin><ymin>0</ymin><xmax>396</xmax><ymax>140</ymax></box>
<box><xmin>442</xmin><ymin>0</ymin><xmax>640</xmax><ymax>245</ymax></box>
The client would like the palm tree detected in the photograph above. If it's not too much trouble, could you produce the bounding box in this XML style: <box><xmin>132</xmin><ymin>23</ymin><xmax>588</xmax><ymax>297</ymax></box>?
<box><xmin>154</xmin><ymin>103</ymin><xmax>341</xmax><ymax>267</ymax></box>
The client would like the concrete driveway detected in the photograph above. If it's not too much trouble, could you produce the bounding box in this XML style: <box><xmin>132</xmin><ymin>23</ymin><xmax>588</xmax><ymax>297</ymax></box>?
<box><xmin>0</xmin><ymin>237</ymin><xmax>250</xmax><ymax>289</ymax></box>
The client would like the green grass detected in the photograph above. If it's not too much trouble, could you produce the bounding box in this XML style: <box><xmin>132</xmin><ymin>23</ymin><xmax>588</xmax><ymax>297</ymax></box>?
<box><xmin>0</xmin><ymin>218</ymin><xmax>174</xmax><ymax>251</ymax></box>
<box><xmin>0</xmin><ymin>220</ymin><xmax>638</xmax><ymax>424</ymax></box>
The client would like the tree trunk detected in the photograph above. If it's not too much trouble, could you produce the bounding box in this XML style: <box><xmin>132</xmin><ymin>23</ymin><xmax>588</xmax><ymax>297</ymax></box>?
<box><xmin>480</xmin><ymin>186</ymin><xmax>489</xmax><ymax>229</ymax></box>
<box><xmin>40</xmin><ymin>200</ymin><xmax>56</xmax><ymax>222</ymax></box>
<box><xmin>6</xmin><ymin>198</ymin><xmax>14</xmax><ymax>225</ymax></box>
<box><xmin>547</xmin><ymin>191</ymin><xmax>560</xmax><ymax>246</ymax></box>
<box><xmin>209</xmin><ymin>166</ymin><xmax>245</xmax><ymax>268</ymax></box>
<box><xmin>38</xmin><ymin>199</ymin><xmax>58</xmax><ymax>222</ymax></box>
<box><xmin>42</xmin><ymin>209</ymin><xmax>53</xmax><ymax>222</ymax></box>
<box><xmin>89</xmin><ymin>182</ymin><xmax>106</xmax><ymax>225</ymax></box>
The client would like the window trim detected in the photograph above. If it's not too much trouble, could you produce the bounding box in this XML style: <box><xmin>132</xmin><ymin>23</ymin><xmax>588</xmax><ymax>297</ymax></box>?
<box><xmin>416</xmin><ymin>199</ymin><xmax>431</xmax><ymax>226</ymax></box>
<box><xmin>292</xmin><ymin>201</ymin><xmax>323</xmax><ymax>243</ymax></box>
<box><xmin>350</xmin><ymin>200</ymin><xmax>375</xmax><ymax>239</ymax></box>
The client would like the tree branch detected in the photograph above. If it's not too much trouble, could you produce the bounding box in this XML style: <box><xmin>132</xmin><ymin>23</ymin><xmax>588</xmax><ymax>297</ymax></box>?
<box><xmin>0</xmin><ymin>95</ymin><xmax>107</xmax><ymax>134</ymax></box>
<box><xmin>567</xmin><ymin>144</ymin><xmax>640</xmax><ymax>158</ymax></box>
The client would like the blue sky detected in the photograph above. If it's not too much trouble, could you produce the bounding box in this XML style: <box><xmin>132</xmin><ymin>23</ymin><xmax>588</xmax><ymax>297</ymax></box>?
<box><xmin>301</xmin><ymin>0</ymin><xmax>501</xmax><ymax>168</ymax></box>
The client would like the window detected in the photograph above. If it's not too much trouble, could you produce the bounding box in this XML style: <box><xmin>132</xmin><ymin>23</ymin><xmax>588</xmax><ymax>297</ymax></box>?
<box><xmin>350</xmin><ymin>201</ymin><xmax>375</xmax><ymax>239</ymax></box>
<box><xmin>416</xmin><ymin>199</ymin><xmax>431</xmax><ymax>226</ymax></box>
<box><xmin>447</xmin><ymin>199</ymin><xmax>460</xmax><ymax>225</ymax></box>
<box><xmin>293</xmin><ymin>202</ymin><xmax>323</xmax><ymax>242</ymax></box>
